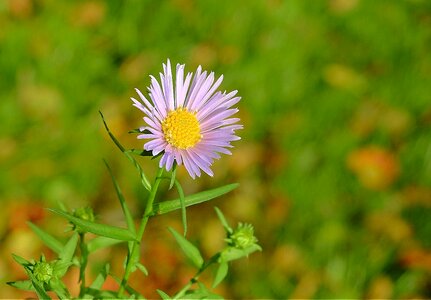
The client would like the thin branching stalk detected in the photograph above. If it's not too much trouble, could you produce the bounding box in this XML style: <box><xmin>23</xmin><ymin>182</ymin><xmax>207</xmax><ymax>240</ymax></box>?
<box><xmin>118</xmin><ymin>168</ymin><xmax>164</xmax><ymax>297</ymax></box>
<box><xmin>78</xmin><ymin>233</ymin><xmax>88</xmax><ymax>298</ymax></box>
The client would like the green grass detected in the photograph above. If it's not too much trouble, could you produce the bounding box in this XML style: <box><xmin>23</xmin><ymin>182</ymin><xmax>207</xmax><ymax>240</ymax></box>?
<box><xmin>1</xmin><ymin>0</ymin><xmax>431</xmax><ymax>298</ymax></box>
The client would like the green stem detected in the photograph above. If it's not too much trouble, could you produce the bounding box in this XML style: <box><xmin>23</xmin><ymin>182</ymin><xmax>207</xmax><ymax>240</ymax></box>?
<box><xmin>118</xmin><ymin>168</ymin><xmax>164</xmax><ymax>297</ymax></box>
<box><xmin>78</xmin><ymin>233</ymin><xmax>88</xmax><ymax>298</ymax></box>
<box><xmin>173</xmin><ymin>253</ymin><xmax>220</xmax><ymax>299</ymax></box>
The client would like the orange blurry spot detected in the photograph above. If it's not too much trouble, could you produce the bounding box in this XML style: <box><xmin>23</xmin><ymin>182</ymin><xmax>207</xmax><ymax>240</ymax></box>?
<box><xmin>7</xmin><ymin>201</ymin><xmax>45</xmax><ymax>230</ymax></box>
<box><xmin>347</xmin><ymin>146</ymin><xmax>400</xmax><ymax>190</ymax></box>
<box><xmin>400</xmin><ymin>247</ymin><xmax>431</xmax><ymax>272</ymax></box>
<box><xmin>7</xmin><ymin>0</ymin><xmax>33</xmax><ymax>18</ymax></box>
<box><xmin>72</xmin><ymin>1</ymin><xmax>106</xmax><ymax>27</ymax></box>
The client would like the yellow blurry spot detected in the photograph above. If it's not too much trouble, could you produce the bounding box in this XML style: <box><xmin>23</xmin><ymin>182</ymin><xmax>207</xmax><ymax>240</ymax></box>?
<box><xmin>347</xmin><ymin>146</ymin><xmax>399</xmax><ymax>190</ymax></box>
<box><xmin>366</xmin><ymin>276</ymin><xmax>393</xmax><ymax>299</ymax></box>
<box><xmin>162</xmin><ymin>107</ymin><xmax>201</xmax><ymax>149</ymax></box>
<box><xmin>323</xmin><ymin>64</ymin><xmax>365</xmax><ymax>91</ymax></box>
<box><xmin>329</xmin><ymin>0</ymin><xmax>359</xmax><ymax>14</ymax></box>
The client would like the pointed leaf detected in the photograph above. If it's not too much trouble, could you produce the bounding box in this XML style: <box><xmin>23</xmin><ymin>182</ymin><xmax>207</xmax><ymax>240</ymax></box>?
<box><xmin>179</xmin><ymin>288</ymin><xmax>224</xmax><ymax>300</ymax></box>
<box><xmin>126</xmin><ymin>149</ymin><xmax>153</xmax><ymax>156</ymax></box>
<box><xmin>51</xmin><ymin>233</ymin><xmax>79</xmax><ymax>278</ymax></box>
<box><xmin>26</xmin><ymin>271</ymin><xmax>51</xmax><ymax>300</ymax></box>
<box><xmin>59</xmin><ymin>232</ymin><xmax>79</xmax><ymax>263</ymax></box>
<box><xmin>12</xmin><ymin>254</ymin><xmax>31</xmax><ymax>266</ymax></box>
<box><xmin>136</xmin><ymin>262</ymin><xmax>148</xmax><ymax>276</ymax></box>
<box><xmin>49</xmin><ymin>208</ymin><xmax>136</xmax><ymax>241</ymax></box>
<box><xmin>50</xmin><ymin>278</ymin><xmax>70</xmax><ymax>300</ymax></box>
<box><xmin>220</xmin><ymin>244</ymin><xmax>262</xmax><ymax>262</ymax></box>
<box><xmin>169</xmin><ymin>165</ymin><xmax>177</xmax><ymax>190</ymax></box>
<box><xmin>174</xmin><ymin>180</ymin><xmax>187</xmax><ymax>236</ymax></box>
<box><xmin>152</xmin><ymin>183</ymin><xmax>239</xmax><ymax>216</ymax></box>
<box><xmin>128</xmin><ymin>128</ymin><xmax>143</xmax><ymax>134</ymax></box>
<box><xmin>85</xmin><ymin>288</ymin><xmax>118</xmax><ymax>299</ymax></box>
<box><xmin>32</xmin><ymin>280</ymin><xmax>51</xmax><ymax>300</ymax></box>
<box><xmin>27</xmin><ymin>222</ymin><xmax>63</xmax><ymax>254</ymax></box>
<box><xmin>104</xmin><ymin>160</ymin><xmax>136</xmax><ymax>234</ymax></box>
<box><xmin>57</xmin><ymin>200</ymin><xmax>68</xmax><ymax>212</ymax></box>
<box><xmin>87</xmin><ymin>236</ymin><xmax>122</xmax><ymax>253</ymax></box>
<box><xmin>89</xmin><ymin>263</ymin><xmax>110</xmax><ymax>289</ymax></box>
<box><xmin>168</xmin><ymin>227</ymin><xmax>203</xmax><ymax>269</ymax></box>
<box><xmin>157</xmin><ymin>290</ymin><xmax>171</xmax><ymax>300</ymax></box>
<box><xmin>7</xmin><ymin>280</ymin><xmax>34</xmax><ymax>291</ymax></box>
<box><xmin>100</xmin><ymin>111</ymin><xmax>151</xmax><ymax>191</ymax></box>
<box><xmin>214</xmin><ymin>207</ymin><xmax>232</xmax><ymax>233</ymax></box>
<box><xmin>52</xmin><ymin>261</ymin><xmax>73</xmax><ymax>278</ymax></box>
<box><xmin>212</xmin><ymin>262</ymin><xmax>228</xmax><ymax>288</ymax></box>
<box><xmin>111</xmin><ymin>273</ymin><xmax>143</xmax><ymax>298</ymax></box>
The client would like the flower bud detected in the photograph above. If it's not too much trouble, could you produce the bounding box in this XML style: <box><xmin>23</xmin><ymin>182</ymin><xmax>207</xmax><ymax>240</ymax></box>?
<box><xmin>227</xmin><ymin>223</ymin><xmax>258</xmax><ymax>249</ymax></box>
<box><xmin>73</xmin><ymin>207</ymin><xmax>95</xmax><ymax>222</ymax></box>
<box><xmin>33</xmin><ymin>261</ymin><xmax>53</xmax><ymax>283</ymax></box>
<box><xmin>72</xmin><ymin>207</ymin><xmax>95</xmax><ymax>233</ymax></box>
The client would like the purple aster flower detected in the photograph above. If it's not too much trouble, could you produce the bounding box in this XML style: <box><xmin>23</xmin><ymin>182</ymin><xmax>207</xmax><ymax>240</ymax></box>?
<box><xmin>131</xmin><ymin>59</ymin><xmax>242</xmax><ymax>179</ymax></box>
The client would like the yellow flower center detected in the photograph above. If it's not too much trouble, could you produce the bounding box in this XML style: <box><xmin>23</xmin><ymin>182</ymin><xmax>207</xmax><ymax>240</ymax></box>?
<box><xmin>162</xmin><ymin>107</ymin><xmax>201</xmax><ymax>149</ymax></box>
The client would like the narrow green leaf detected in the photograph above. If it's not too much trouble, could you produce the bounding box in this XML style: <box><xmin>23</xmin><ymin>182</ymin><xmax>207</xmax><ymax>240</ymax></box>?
<box><xmin>57</xmin><ymin>200</ymin><xmax>68</xmax><ymax>212</ymax></box>
<box><xmin>126</xmin><ymin>149</ymin><xmax>153</xmax><ymax>156</ymax></box>
<box><xmin>111</xmin><ymin>273</ymin><xmax>144</xmax><ymax>298</ymax></box>
<box><xmin>129</xmin><ymin>127</ymin><xmax>152</xmax><ymax>134</ymax></box>
<box><xmin>212</xmin><ymin>262</ymin><xmax>228</xmax><ymax>288</ymax></box>
<box><xmin>220</xmin><ymin>244</ymin><xmax>262</xmax><ymax>262</ymax></box>
<box><xmin>104</xmin><ymin>160</ymin><xmax>136</xmax><ymax>234</ymax></box>
<box><xmin>168</xmin><ymin>227</ymin><xmax>203</xmax><ymax>269</ymax></box>
<box><xmin>179</xmin><ymin>289</ymin><xmax>224</xmax><ymax>300</ymax></box>
<box><xmin>32</xmin><ymin>280</ymin><xmax>51</xmax><ymax>300</ymax></box>
<box><xmin>50</xmin><ymin>278</ymin><xmax>70</xmax><ymax>300</ymax></box>
<box><xmin>26</xmin><ymin>271</ymin><xmax>51</xmax><ymax>300</ymax></box>
<box><xmin>157</xmin><ymin>289</ymin><xmax>171</xmax><ymax>300</ymax></box>
<box><xmin>214</xmin><ymin>207</ymin><xmax>232</xmax><ymax>234</ymax></box>
<box><xmin>136</xmin><ymin>262</ymin><xmax>148</xmax><ymax>276</ymax></box>
<box><xmin>84</xmin><ymin>288</ymin><xmax>118</xmax><ymax>299</ymax></box>
<box><xmin>7</xmin><ymin>280</ymin><xmax>34</xmax><ymax>291</ymax></box>
<box><xmin>59</xmin><ymin>232</ymin><xmax>78</xmax><ymax>263</ymax></box>
<box><xmin>51</xmin><ymin>233</ymin><xmax>79</xmax><ymax>278</ymax></box>
<box><xmin>87</xmin><ymin>236</ymin><xmax>122</xmax><ymax>253</ymax></box>
<box><xmin>12</xmin><ymin>254</ymin><xmax>31</xmax><ymax>266</ymax></box>
<box><xmin>99</xmin><ymin>111</ymin><xmax>151</xmax><ymax>191</ymax></box>
<box><xmin>152</xmin><ymin>183</ymin><xmax>239</xmax><ymax>216</ymax></box>
<box><xmin>169</xmin><ymin>164</ymin><xmax>177</xmax><ymax>190</ymax></box>
<box><xmin>27</xmin><ymin>222</ymin><xmax>63</xmax><ymax>254</ymax></box>
<box><xmin>89</xmin><ymin>263</ymin><xmax>109</xmax><ymax>289</ymax></box>
<box><xmin>49</xmin><ymin>208</ymin><xmax>136</xmax><ymax>241</ymax></box>
<box><xmin>52</xmin><ymin>261</ymin><xmax>73</xmax><ymax>278</ymax></box>
<box><xmin>196</xmin><ymin>283</ymin><xmax>224</xmax><ymax>299</ymax></box>
<box><xmin>172</xmin><ymin>180</ymin><xmax>187</xmax><ymax>236</ymax></box>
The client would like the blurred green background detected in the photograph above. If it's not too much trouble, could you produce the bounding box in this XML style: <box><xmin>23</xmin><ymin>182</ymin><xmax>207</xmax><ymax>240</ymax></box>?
<box><xmin>1</xmin><ymin>0</ymin><xmax>431</xmax><ymax>298</ymax></box>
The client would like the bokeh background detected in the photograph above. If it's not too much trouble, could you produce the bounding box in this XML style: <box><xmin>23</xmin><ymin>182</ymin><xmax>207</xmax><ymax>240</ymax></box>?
<box><xmin>1</xmin><ymin>0</ymin><xmax>431</xmax><ymax>298</ymax></box>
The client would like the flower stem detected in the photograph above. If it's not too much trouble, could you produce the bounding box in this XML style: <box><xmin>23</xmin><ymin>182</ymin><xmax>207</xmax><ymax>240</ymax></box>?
<box><xmin>118</xmin><ymin>168</ymin><xmax>164</xmax><ymax>297</ymax></box>
<box><xmin>173</xmin><ymin>253</ymin><xmax>220</xmax><ymax>299</ymax></box>
<box><xmin>78</xmin><ymin>233</ymin><xmax>88</xmax><ymax>298</ymax></box>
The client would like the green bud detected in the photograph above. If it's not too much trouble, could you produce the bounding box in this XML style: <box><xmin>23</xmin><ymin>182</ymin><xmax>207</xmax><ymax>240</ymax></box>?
<box><xmin>226</xmin><ymin>223</ymin><xmax>258</xmax><ymax>249</ymax></box>
<box><xmin>33</xmin><ymin>261</ymin><xmax>53</xmax><ymax>283</ymax></box>
<box><xmin>72</xmin><ymin>207</ymin><xmax>95</xmax><ymax>233</ymax></box>
<box><xmin>73</xmin><ymin>207</ymin><xmax>95</xmax><ymax>222</ymax></box>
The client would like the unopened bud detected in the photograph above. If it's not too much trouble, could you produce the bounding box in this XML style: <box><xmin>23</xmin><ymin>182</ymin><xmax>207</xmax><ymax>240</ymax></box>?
<box><xmin>33</xmin><ymin>262</ymin><xmax>53</xmax><ymax>283</ymax></box>
<box><xmin>227</xmin><ymin>223</ymin><xmax>258</xmax><ymax>249</ymax></box>
<box><xmin>73</xmin><ymin>207</ymin><xmax>95</xmax><ymax>222</ymax></box>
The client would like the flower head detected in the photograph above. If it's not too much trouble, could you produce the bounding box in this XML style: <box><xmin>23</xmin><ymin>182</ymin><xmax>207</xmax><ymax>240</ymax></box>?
<box><xmin>132</xmin><ymin>60</ymin><xmax>242</xmax><ymax>178</ymax></box>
